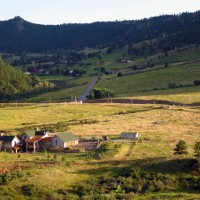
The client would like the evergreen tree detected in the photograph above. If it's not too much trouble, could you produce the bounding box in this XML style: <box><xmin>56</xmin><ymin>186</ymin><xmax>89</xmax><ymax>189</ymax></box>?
<box><xmin>174</xmin><ymin>140</ymin><xmax>188</xmax><ymax>156</ymax></box>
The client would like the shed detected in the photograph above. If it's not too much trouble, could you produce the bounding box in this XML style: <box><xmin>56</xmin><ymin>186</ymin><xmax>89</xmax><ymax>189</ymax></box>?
<box><xmin>121</xmin><ymin>132</ymin><xmax>139</xmax><ymax>139</ymax></box>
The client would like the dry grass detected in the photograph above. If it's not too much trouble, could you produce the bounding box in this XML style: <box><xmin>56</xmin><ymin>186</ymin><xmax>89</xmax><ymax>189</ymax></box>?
<box><xmin>0</xmin><ymin>103</ymin><xmax>199</xmax><ymax>158</ymax></box>
<box><xmin>0</xmin><ymin>103</ymin><xmax>199</xmax><ymax>199</ymax></box>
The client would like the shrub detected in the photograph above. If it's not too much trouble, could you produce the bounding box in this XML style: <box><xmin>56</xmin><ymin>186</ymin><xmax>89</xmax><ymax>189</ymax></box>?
<box><xmin>21</xmin><ymin>184</ymin><xmax>46</xmax><ymax>197</ymax></box>
<box><xmin>0</xmin><ymin>177</ymin><xmax>3</xmax><ymax>185</ymax></box>
<box><xmin>61</xmin><ymin>156</ymin><xmax>66</xmax><ymax>162</ymax></box>
<box><xmin>168</xmin><ymin>83</ymin><xmax>177</xmax><ymax>88</ymax></box>
<box><xmin>54</xmin><ymin>154</ymin><xmax>58</xmax><ymax>160</ymax></box>
<box><xmin>117</xmin><ymin>72</ymin><xmax>123</xmax><ymax>77</ymax></box>
<box><xmin>194</xmin><ymin>80</ymin><xmax>200</xmax><ymax>86</ymax></box>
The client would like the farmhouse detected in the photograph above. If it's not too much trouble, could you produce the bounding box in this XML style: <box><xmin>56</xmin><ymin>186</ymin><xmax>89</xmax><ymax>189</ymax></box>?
<box><xmin>121</xmin><ymin>132</ymin><xmax>139</xmax><ymax>139</ymax></box>
<box><xmin>25</xmin><ymin>130</ymin><xmax>49</xmax><ymax>152</ymax></box>
<box><xmin>0</xmin><ymin>135</ymin><xmax>21</xmax><ymax>153</ymax></box>
<box><xmin>52</xmin><ymin>132</ymin><xmax>79</xmax><ymax>148</ymax></box>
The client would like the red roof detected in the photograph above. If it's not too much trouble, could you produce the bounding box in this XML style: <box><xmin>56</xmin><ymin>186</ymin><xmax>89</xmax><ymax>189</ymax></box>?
<box><xmin>26</xmin><ymin>136</ymin><xmax>43</xmax><ymax>143</ymax></box>
<box><xmin>39</xmin><ymin>137</ymin><xmax>53</xmax><ymax>142</ymax></box>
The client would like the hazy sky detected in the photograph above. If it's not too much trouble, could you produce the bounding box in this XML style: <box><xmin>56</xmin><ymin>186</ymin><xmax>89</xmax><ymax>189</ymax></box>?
<box><xmin>0</xmin><ymin>0</ymin><xmax>199</xmax><ymax>24</ymax></box>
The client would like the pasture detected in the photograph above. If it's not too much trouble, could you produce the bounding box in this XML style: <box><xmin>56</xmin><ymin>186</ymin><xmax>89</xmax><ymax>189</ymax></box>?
<box><xmin>0</xmin><ymin>103</ymin><xmax>199</xmax><ymax>199</ymax></box>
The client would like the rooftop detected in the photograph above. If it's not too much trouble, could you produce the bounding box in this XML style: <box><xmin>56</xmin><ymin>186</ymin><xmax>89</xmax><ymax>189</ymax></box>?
<box><xmin>0</xmin><ymin>136</ymin><xmax>16</xmax><ymax>142</ymax></box>
<box><xmin>56</xmin><ymin>132</ymin><xmax>79</xmax><ymax>143</ymax></box>
<box><xmin>39</xmin><ymin>137</ymin><xmax>53</xmax><ymax>142</ymax></box>
<box><xmin>26</xmin><ymin>136</ymin><xmax>43</xmax><ymax>143</ymax></box>
<box><xmin>121</xmin><ymin>132</ymin><xmax>138</xmax><ymax>135</ymax></box>
<box><xmin>23</xmin><ymin>130</ymin><xmax>35</xmax><ymax>137</ymax></box>
<box><xmin>35</xmin><ymin>131</ymin><xmax>48</xmax><ymax>136</ymax></box>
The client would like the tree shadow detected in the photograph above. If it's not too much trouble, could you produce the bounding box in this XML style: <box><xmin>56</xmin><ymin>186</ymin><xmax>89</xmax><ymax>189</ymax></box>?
<box><xmin>75</xmin><ymin>157</ymin><xmax>195</xmax><ymax>176</ymax></box>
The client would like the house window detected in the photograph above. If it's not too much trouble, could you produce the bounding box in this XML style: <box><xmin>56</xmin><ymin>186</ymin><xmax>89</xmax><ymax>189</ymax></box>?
<box><xmin>56</xmin><ymin>140</ymin><xmax>57</xmax><ymax>145</ymax></box>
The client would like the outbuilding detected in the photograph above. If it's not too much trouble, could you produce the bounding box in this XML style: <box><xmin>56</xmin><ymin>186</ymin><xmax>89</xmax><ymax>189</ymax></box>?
<box><xmin>121</xmin><ymin>132</ymin><xmax>139</xmax><ymax>139</ymax></box>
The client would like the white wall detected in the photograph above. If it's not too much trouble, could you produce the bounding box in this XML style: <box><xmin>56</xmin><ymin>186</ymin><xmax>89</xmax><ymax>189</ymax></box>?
<box><xmin>51</xmin><ymin>136</ymin><xmax>64</xmax><ymax>148</ymax></box>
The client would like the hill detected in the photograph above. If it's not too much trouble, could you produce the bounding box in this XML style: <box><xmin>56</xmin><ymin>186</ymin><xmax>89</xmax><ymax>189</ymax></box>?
<box><xmin>0</xmin><ymin>11</ymin><xmax>200</xmax><ymax>52</ymax></box>
<box><xmin>20</xmin><ymin>46</ymin><xmax>200</xmax><ymax>104</ymax></box>
<box><xmin>0</xmin><ymin>59</ymin><xmax>55</xmax><ymax>100</ymax></box>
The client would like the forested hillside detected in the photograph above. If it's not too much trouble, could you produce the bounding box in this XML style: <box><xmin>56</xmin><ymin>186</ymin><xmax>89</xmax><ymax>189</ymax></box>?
<box><xmin>0</xmin><ymin>11</ymin><xmax>200</xmax><ymax>52</ymax></box>
<box><xmin>0</xmin><ymin>59</ymin><xmax>54</xmax><ymax>100</ymax></box>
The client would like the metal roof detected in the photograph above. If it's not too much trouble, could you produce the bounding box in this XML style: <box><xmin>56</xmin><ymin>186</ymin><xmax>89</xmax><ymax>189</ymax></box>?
<box><xmin>55</xmin><ymin>132</ymin><xmax>79</xmax><ymax>143</ymax></box>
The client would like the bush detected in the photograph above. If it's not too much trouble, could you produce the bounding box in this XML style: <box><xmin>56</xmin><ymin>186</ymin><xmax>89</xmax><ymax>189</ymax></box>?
<box><xmin>0</xmin><ymin>177</ymin><xmax>3</xmax><ymax>185</ymax></box>
<box><xmin>61</xmin><ymin>156</ymin><xmax>66</xmax><ymax>162</ymax></box>
<box><xmin>1</xmin><ymin>171</ymin><xmax>24</xmax><ymax>185</ymax></box>
<box><xmin>21</xmin><ymin>184</ymin><xmax>46</xmax><ymax>197</ymax></box>
<box><xmin>88</xmin><ymin>88</ymin><xmax>114</xmax><ymax>99</ymax></box>
<box><xmin>54</xmin><ymin>154</ymin><xmax>58</xmax><ymax>160</ymax></box>
<box><xmin>168</xmin><ymin>83</ymin><xmax>177</xmax><ymax>88</ymax></box>
<box><xmin>117</xmin><ymin>72</ymin><xmax>123</xmax><ymax>77</ymax></box>
<box><xmin>194</xmin><ymin>80</ymin><xmax>200</xmax><ymax>86</ymax></box>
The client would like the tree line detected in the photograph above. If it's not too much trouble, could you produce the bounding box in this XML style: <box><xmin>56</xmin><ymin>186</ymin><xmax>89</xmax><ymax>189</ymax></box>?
<box><xmin>0</xmin><ymin>58</ymin><xmax>54</xmax><ymax>100</ymax></box>
<box><xmin>0</xmin><ymin>11</ymin><xmax>200</xmax><ymax>52</ymax></box>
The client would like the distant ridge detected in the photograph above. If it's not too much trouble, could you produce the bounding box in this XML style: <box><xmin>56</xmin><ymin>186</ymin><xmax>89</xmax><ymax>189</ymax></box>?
<box><xmin>0</xmin><ymin>11</ymin><xmax>200</xmax><ymax>52</ymax></box>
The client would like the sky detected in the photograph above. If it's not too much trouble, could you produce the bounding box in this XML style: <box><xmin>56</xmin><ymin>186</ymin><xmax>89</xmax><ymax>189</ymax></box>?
<box><xmin>0</xmin><ymin>0</ymin><xmax>199</xmax><ymax>24</ymax></box>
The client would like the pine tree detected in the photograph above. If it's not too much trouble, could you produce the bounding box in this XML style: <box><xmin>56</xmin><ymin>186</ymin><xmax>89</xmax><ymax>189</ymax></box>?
<box><xmin>174</xmin><ymin>140</ymin><xmax>188</xmax><ymax>156</ymax></box>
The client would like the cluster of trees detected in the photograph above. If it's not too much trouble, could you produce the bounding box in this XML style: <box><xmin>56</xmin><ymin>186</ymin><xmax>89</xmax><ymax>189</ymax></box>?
<box><xmin>73</xmin><ymin>165</ymin><xmax>200</xmax><ymax>199</ymax></box>
<box><xmin>0</xmin><ymin>11</ymin><xmax>200</xmax><ymax>52</ymax></box>
<box><xmin>88</xmin><ymin>88</ymin><xmax>114</xmax><ymax>99</ymax></box>
<box><xmin>174</xmin><ymin>140</ymin><xmax>200</xmax><ymax>159</ymax></box>
<box><xmin>0</xmin><ymin>59</ymin><xmax>54</xmax><ymax>100</ymax></box>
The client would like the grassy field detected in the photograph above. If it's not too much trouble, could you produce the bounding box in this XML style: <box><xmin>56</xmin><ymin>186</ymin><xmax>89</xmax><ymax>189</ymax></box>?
<box><xmin>123</xmin><ymin>86</ymin><xmax>200</xmax><ymax>104</ymax></box>
<box><xmin>2</xmin><ymin>46</ymin><xmax>199</xmax><ymax>104</ymax></box>
<box><xmin>1</xmin><ymin>47</ymin><xmax>200</xmax><ymax>199</ymax></box>
<box><xmin>0</xmin><ymin>103</ymin><xmax>199</xmax><ymax>199</ymax></box>
<box><xmin>26</xmin><ymin>77</ymin><xmax>92</xmax><ymax>102</ymax></box>
<box><xmin>26</xmin><ymin>85</ymin><xmax>85</xmax><ymax>102</ymax></box>
<box><xmin>97</xmin><ymin>62</ymin><xmax>200</xmax><ymax>103</ymax></box>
